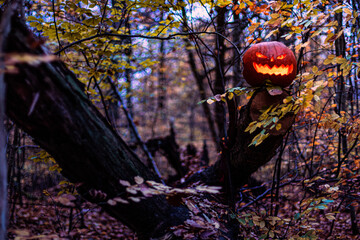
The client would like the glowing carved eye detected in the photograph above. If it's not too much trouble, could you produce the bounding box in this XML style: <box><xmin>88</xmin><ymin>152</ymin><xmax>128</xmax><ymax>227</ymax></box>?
<box><xmin>256</xmin><ymin>52</ymin><xmax>268</xmax><ymax>59</ymax></box>
<box><xmin>277</xmin><ymin>54</ymin><xmax>286</xmax><ymax>60</ymax></box>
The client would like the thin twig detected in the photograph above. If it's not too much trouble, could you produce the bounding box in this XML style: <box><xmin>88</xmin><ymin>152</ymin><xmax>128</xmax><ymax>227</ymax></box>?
<box><xmin>98</xmin><ymin>0</ymin><xmax>109</xmax><ymax>35</ymax></box>
<box><xmin>54</xmin><ymin>31</ymin><xmax>242</xmax><ymax>56</ymax></box>
<box><xmin>336</xmin><ymin>134</ymin><xmax>359</xmax><ymax>178</ymax></box>
<box><xmin>52</xmin><ymin>0</ymin><xmax>62</xmax><ymax>54</ymax></box>
<box><xmin>309</xmin><ymin>94</ymin><xmax>334</xmax><ymax>177</ymax></box>
<box><xmin>107</xmin><ymin>77</ymin><xmax>164</xmax><ymax>184</ymax></box>
<box><xmin>91</xmin><ymin>76</ymin><xmax>112</xmax><ymax>125</ymax></box>
<box><xmin>239</xmin><ymin>172</ymin><xmax>298</xmax><ymax>212</ymax></box>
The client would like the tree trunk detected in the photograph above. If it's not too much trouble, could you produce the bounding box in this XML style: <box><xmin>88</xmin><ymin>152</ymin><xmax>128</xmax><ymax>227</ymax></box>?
<box><xmin>214</xmin><ymin>7</ymin><xmax>227</xmax><ymax>140</ymax></box>
<box><xmin>232</xmin><ymin>8</ymin><xmax>242</xmax><ymax>86</ymax></box>
<box><xmin>3</xmin><ymin>13</ymin><xmax>189</xmax><ymax>239</ymax></box>
<box><xmin>0</xmin><ymin>4</ymin><xmax>12</xmax><ymax>239</ymax></box>
<box><xmin>334</xmin><ymin>2</ymin><xmax>348</xmax><ymax>177</ymax></box>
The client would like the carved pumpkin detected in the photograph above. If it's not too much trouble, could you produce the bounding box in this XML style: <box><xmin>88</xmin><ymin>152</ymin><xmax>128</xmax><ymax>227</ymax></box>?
<box><xmin>243</xmin><ymin>41</ymin><xmax>297</xmax><ymax>87</ymax></box>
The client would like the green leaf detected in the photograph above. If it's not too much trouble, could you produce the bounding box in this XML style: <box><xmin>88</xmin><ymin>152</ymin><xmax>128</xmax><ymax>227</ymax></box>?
<box><xmin>238</xmin><ymin>218</ymin><xmax>246</xmax><ymax>226</ymax></box>
<box><xmin>197</xmin><ymin>99</ymin><xmax>207</xmax><ymax>105</ymax></box>
<box><xmin>29</xmin><ymin>21</ymin><xmax>43</xmax><ymax>30</ymax></box>
<box><xmin>27</xmin><ymin>16</ymin><xmax>42</xmax><ymax>21</ymax></box>
<box><xmin>315</xmin><ymin>205</ymin><xmax>327</xmax><ymax>210</ymax></box>
<box><xmin>83</xmin><ymin>17</ymin><xmax>101</xmax><ymax>26</ymax></box>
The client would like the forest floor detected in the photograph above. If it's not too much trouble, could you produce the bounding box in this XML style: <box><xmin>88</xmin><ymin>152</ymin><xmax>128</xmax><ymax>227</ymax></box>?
<box><xmin>6</xmin><ymin>148</ymin><xmax>360</xmax><ymax>239</ymax></box>
<box><xmin>7</xmin><ymin>176</ymin><xmax>360</xmax><ymax>240</ymax></box>
<box><xmin>7</xmin><ymin>193</ymin><xmax>137</xmax><ymax>239</ymax></box>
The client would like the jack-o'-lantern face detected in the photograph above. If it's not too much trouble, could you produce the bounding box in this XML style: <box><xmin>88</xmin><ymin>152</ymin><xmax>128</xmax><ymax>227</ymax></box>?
<box><xmin>243</xmin><ymin>41</ymin><xmax>297</xmax><ymax>87</ymax></box>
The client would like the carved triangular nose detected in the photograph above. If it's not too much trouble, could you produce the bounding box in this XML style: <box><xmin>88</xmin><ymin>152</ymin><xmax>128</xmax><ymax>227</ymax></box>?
<box><xmin>270</xmin><ymin>57</ymin><xmax>274</xmax><ymax>62</ymax></box>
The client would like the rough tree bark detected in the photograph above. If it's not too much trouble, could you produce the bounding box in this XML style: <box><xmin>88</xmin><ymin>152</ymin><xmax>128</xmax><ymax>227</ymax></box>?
<box><xmin>3</xmin><ymin>12</ymin><xmax>189</xmax><ymax>239</ymax></box>
<box><xmin>213</xmin><ymin>7</ymin><xmax>227</xmax><ymax>141</ymax></box>
<box><xmin>0</xmin><ymin>5</ymin><xmax>10</xmax><ymax>240</ymax></box>
<box><xmin>3</xmin><ymin>12</ymin><xmax>294</xmax><ymax>239</ymax></box>
<box><xmin>0</xmin><ymin>4</ymin><xmax>20</xmax><ymax>239</ymax></box>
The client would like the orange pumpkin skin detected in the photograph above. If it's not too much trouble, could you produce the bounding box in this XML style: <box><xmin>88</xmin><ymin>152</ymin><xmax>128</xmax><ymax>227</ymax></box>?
<box><xmin>242</xmin><ymin>41</ymin><xmax>297</xmax><ymax>87</ymax></box>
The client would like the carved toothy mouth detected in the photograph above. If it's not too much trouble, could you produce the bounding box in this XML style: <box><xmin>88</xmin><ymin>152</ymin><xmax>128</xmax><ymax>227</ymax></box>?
<box><xmin>253</xmin><ymin>63</ymin><xmax>294</xmax><ymax>76</ymax></box>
